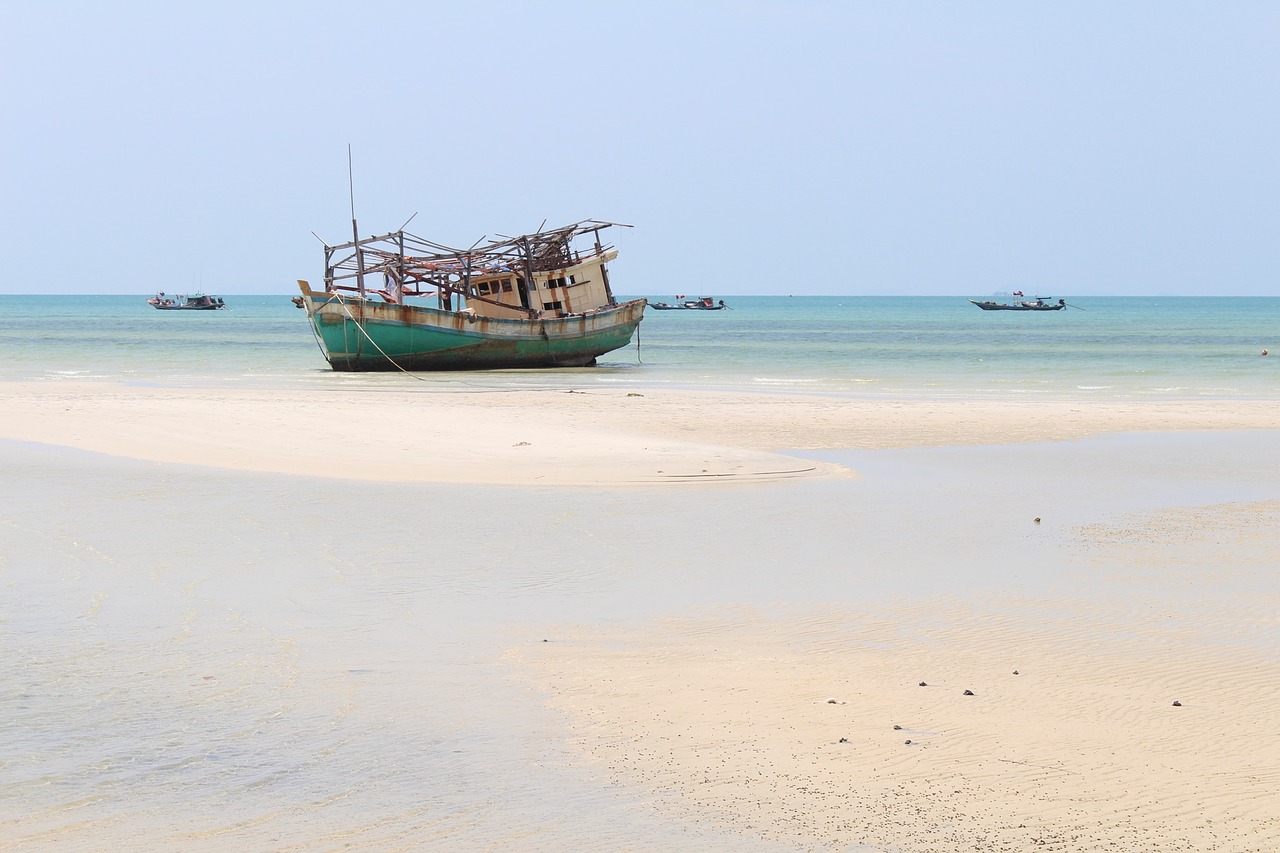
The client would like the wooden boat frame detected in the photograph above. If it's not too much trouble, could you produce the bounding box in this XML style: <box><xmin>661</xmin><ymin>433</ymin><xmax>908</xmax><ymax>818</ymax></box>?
<box><xmin>297</xmin><ymin>220</ymin><xmax>646</xmax><ymax>371</ymax></box>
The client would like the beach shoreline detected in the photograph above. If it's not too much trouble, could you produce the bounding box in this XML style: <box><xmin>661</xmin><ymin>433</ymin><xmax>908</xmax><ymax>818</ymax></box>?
<box><xmin>5</xmin><ymin>378</ymin><xmax>1279</xmax><ymax>851</ymax></box>
<box><xmin>3</xmin><ymin>380</ymin><xmax>1276</xmax><ymax>485</ymax></box>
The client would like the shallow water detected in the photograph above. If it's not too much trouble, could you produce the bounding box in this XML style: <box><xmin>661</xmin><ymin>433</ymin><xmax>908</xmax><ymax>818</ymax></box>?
<box><xmin>3</xmin><ymin>430</ymin><xmax>1277</xmax><ymax>849</ymax></box>
<box><xmin>0</xmin><ymin>446</ymin><xmax>774</xmax><ymax>851</ymax></box>
<box><xmin>2</xmin><ymin>294</ymin><xmax>1277</xmax><ymax>399</ymax></box>
<box><xmin>3</xmin><ymin>292</ymin><xmax>1277</xmax><ymax>847</ymax></box>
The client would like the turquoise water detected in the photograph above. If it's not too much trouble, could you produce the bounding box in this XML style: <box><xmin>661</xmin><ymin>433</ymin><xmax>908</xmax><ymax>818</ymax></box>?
<box><xmin>4</xmin><ymin>293</ymin><xmax>1279</xmax><ymax>851</ymax></box>
<box><xmin>1</xmin><ymin>294</ymin><xmax>1277</xmax><ymax>398</ymax></box>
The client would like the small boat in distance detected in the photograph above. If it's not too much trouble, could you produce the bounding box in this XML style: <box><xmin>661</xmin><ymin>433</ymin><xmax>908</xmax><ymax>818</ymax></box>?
<box><xmin>147</xmin><ymin>292</ymin><xmax>226</xmax><ymax>310</ymax></box>
<box><xmin>969</xmin><ymin>293</ymin><xmax>1066</xmax><ymax>311</ymax></box>
<box><xmin>295</xmin><ymin>219</ymin><xmax>646</xmax><ymax>371</ymax></box>
<box><xmin>650</xmin><ymin>296</ymin><xmax>727</xmax><ymax>310</ymax></box>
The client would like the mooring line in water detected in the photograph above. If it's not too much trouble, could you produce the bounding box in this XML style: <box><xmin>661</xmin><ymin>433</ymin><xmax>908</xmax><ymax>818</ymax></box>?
<box><xmin>304</xmin><ymin>300</ymin><xmax>329</xmax><ymax>360</ymax></box>
<box><xmin>331</xmin><ymin>292</ymin><xmax>429</xmax><ymax>381</ymax></box>
<box><xmin>318</xmin><ymin>292</ymin><xmax>645</xmax><ymax>384</ymax></box>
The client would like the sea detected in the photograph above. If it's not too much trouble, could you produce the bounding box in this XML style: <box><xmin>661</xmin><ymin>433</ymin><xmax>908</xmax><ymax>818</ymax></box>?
<box><xmin>2</xmin><ymin>293</ymin><xmax>1278</xmax><ymax>852</ymax></box>
<box><xmin>0</xmin><ymin>293</ymin><xmax>1277</xmax><ymax>398</ymax></box>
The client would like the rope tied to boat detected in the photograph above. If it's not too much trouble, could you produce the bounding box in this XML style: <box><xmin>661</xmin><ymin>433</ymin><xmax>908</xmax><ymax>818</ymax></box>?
<box><xmin>330</xmin><ymin>291</ymin><xmax>429</xmax><ymax>380</ymax></box>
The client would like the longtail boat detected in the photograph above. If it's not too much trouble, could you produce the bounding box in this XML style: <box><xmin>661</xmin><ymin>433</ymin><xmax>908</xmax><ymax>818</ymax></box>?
<box><xmin>147</xmin><ymin>292</ymin><xmax>225</xmax><ymax>310</ymax></box>
<box><xmin>651</xmin><ymin>296</ymin><xmax>727</xmax><ymax>310</ymax></box>
<box><xmin>969</xmin><ymin>297</ymin><xmax>1066</xmax><ymax>311</ymax></box>
<box><xmin>295</xmin><ymin>220</ymin><xmax>646</xmax><ymax>371</ymax></box>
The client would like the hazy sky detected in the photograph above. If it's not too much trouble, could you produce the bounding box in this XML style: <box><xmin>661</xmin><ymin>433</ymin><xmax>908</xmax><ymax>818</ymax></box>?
<box><xmin>3</xmin><ymin>1</ymin><xmax>1277</xmax><ymax>295</ymax></box>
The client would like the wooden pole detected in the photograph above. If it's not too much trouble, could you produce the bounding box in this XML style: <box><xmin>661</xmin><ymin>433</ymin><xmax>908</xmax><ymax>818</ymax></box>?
<box><xmin>349</xmin><ymin>145</ymin><xmax>366</xmax><ymax>297</ymax></box>
<box><xmin>594</xmin><ymin>228</ymin><xmax>615</xmax><ymax>304</ymax></box>
<box><xmin>520</xmin><ymin>237</ymin><xmax>538</xmax><ymax>315</ymax></box>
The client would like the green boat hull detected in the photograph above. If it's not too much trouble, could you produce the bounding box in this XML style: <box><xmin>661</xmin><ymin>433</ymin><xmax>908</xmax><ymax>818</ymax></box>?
<box><xmin>303</xmin><ymin>294</ymin><xmax>647</xmax><ymax>371</ymax></box>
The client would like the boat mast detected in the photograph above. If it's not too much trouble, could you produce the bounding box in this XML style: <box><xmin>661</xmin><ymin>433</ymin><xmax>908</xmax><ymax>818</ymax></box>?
<box><xmin>348</xmin><ymin>144</ymin><xmax>367</xmax><ymax>297</ymax></box>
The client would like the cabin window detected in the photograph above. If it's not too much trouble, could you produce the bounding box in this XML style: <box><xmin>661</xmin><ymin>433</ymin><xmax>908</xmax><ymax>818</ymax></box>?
<box><xmin>501</xmin><ymin>279</ymin><xmax>513</xmax><ymax>292</ymax></box>
<box><xmin>478</xmin><ymin>282</ymin><xmax>491</xmax><ymax>295</ymax></box>
<box><xmin>568</xmin><ymin>274</ymin><xmax>576</xmax><ymax>285</ymax></box>
<box><xmin>542</xmin><ymin>300</ymin><xmax>563</xmax><ymax>311</ymax></box>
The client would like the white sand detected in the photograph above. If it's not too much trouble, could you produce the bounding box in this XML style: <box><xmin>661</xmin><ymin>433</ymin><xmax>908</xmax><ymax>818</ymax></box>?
<box><xmin>2</xmin><ymin>380</ymin><xmax>1276</xmax><ymax>485</ymax></box>
<box><xmin>516</xmin><ymin>500</ymin><xmax>1280</xmax><ymax>850</ymax></box>
<box><xmin>6</xmin><ymin>379</ymin><xmax>1280</xmax><ymax>850</ymax></box>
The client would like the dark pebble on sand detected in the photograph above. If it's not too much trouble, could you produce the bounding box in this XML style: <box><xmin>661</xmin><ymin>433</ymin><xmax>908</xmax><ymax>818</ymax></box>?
<box><xmin>1172</xmin><ymin>700</ymin><xmax>1182</xmax><ymax>707</ymax></box>
<box><xmin>963</xmin><ymin>689</ymin><xmax>975</xmax><ymax>696</ymax></box>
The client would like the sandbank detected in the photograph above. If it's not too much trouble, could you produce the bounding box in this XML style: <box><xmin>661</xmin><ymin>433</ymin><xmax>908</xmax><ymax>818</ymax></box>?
<box><xmin>6</xmin><ymin>378</ymin><xmax>1279</xmax><ymax>850</ymax></box>
<box><xmin>515</xmin><ymin>499</ymin><xmax>1280</xmax><ymax>851</ymax></box>
<box><xmin>2</xmin><ymin>380</ymin><xmax>1276</xmax><ymax>485</ymax></box>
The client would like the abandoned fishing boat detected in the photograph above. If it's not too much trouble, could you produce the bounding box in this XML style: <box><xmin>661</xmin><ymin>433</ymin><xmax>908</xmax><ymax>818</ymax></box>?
<box><xmin>295</xmin><ymin>219</ymin><xmax>646</xmax><ymax>371</ymax></box>
<box><xmin>969</xmin><ymin>296</ymin><xmax>1066</xmax><ymax>311</ymax></box>
<box><xmin>147</xmin><ymin>292</ymin><xmax>225</xmax><ymax>310</ymax></box>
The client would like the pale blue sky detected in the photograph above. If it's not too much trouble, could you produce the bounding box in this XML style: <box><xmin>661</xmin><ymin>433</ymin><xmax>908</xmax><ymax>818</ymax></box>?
<box><xmin>2</xmin><ymin>1</ymin><xmax>1277</xmax><ymax>295</ymax></box>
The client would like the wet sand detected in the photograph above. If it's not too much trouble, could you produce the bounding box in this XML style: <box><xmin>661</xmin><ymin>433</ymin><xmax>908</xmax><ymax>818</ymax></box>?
<box><xmin>516</xmin><ymin>533</ymin><xmax>1280</xmax><ymax>850</ymax></box>
<box><xmin>4</xmin><ymin>379</ymin><xmax>1279</xmax><ymax>851</ymax></box>
<box><xmin>502</xmin><ymin>439</ymin><xmax>1280</xmax><ymax>851</ymax></box>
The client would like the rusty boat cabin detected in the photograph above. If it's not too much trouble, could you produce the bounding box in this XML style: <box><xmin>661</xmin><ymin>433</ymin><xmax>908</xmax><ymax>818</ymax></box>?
<box><xmin>296</xmin><ymin>219</ymin><xmax>647</xmax><ymax>371</ymax></box>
